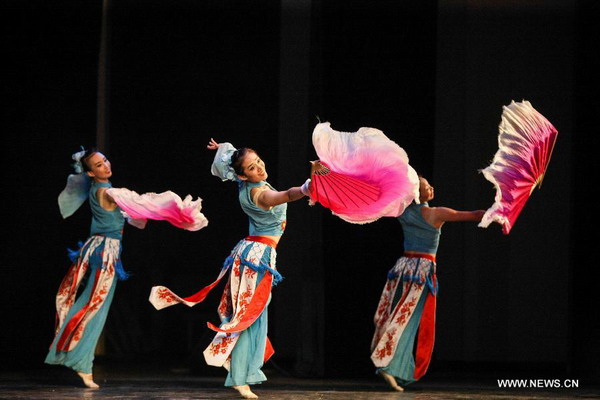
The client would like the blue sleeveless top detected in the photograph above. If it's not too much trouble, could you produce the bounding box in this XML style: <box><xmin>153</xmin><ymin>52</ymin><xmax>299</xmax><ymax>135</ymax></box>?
<box><xmin>89</xmin><ymin>181</ymin><xmax>125</xmax><ymax>240</ymax></box>
<box><xmin>398</xmin><ymin>202</ymin><xmax>441</xmax><ymax>255</ymax></box>
<box><xmin>239</xmin><ymin>181</ymin><xmax>287</xmax><ymax>236</ymax></box>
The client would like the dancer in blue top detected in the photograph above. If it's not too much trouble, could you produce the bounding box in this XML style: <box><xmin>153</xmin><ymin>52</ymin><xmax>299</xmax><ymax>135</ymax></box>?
<box><xmin>371</xmin><ymin>176</ymin><xmax>484</xmax><ymax>391</ymax></box>
<box><xmin>47</xmin><ymin>149</ymin><xmax>207</xmax><ymax>389</ymax></box>
<box><xmin>209</xmin><ymin>139</ymin><xmax>310</xmax><ymax>399</ymax></box>
<box><xmin>149</xmin><ymin>139</ymin><xmax>310</xmax><ymax>399</ymax></box>
<box><xmin>46</xmin><ymin>150</ymin><xmax>129</xmax><ymax>388</ymax></box>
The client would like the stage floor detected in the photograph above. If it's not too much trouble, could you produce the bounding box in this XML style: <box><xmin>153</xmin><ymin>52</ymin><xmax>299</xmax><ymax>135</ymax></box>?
<box><xmin>1</xmin><ymin>363</ymin><xmax>598</xmax><ymax>399</ymax></box>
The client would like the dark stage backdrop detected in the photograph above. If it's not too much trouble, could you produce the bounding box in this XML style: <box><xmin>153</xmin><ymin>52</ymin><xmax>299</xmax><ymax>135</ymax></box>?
<box><xmin>435</xmin><ymin>0</ymin><xmax>573</xmax><ymax>371</ymax></box>
<box><xmin>3</xmin><ymin>0</ymin><xmax>598</xmax><ymax>384</ymax></box>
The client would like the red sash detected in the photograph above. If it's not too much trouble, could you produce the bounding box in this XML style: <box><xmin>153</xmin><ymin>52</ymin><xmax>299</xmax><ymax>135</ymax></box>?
<box><xmin>403</xmin><ymin>252</ymin><xmax>436</xmax><ymax>263</ymax></box>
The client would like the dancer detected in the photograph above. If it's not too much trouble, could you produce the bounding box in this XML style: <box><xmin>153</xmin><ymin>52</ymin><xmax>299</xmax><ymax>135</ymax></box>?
<box><xmin>370</xmin><ymin>176</ymin><xmax>484</xmax><ymax>391</ymax></box>
<box><xmin>149</xmin><ymin>139</ymin><xmax>310</xmax><ymax>399</ymax></box>
<box><xmin>46</xmin><ymin>148</ymin><xmax>206</xmax><ymax>388</ymax></box>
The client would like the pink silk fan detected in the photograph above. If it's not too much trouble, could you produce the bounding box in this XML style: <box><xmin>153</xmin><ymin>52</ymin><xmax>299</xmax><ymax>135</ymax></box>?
<box><xmin>479</xmin><ymin>100</ymin><xmax>558</xmax><ymax>234</ymax></box>
<box><xmin>309</xmin><ymin>161</ymin><xmax>381</xmax><ymax>213</ymax></box>
<box><xmin>309</xmin><ymin>122</ymin><xmax>419</xmax><ymax>224</ymax></box>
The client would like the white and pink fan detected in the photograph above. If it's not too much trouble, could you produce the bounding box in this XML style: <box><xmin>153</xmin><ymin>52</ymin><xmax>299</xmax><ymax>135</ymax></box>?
<box><xmin>309</xmin><ymin>122</ymin><xmax>419</xmax><ymax>224</ymax></box>
<box><xmin>106</xmin><ymin>188</ymin><xmax>208</xmax><ymax>231</ymax></box>
<box><xmin>479</xmin><ymin>100</ymin><xmax>558</xmax><ymax>234</ymax></box>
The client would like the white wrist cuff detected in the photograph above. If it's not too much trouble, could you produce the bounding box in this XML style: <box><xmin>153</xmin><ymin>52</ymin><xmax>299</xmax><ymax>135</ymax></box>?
<box><xmin>300</xmin><ymin>178</ymin><xmax>311</xmax><ymax>196</ymax></box>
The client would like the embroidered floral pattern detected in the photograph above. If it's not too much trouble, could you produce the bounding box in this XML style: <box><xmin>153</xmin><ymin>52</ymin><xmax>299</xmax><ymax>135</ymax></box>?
<box><xmin>374</xmin><ymin>328</ymin><xmax>397</xmax><ymax>360</ymax></box>
<box><xmin>233</xmin><ymin>285</ymin><xmax>254</xmax><ymax>324</ymax></box>
<box><xmin>52</xmin><ymin>235</ymin><xmax>119</xmax><ymax>352</ymax></box>
<box><xmin>209</xmin><ymin>334</ymin><xmax>235</xmax><ymax>356</ymax></box>
<box><xmin>90</xmin><ymin>285</ymin><xmax>108</xmax><ymax>312</ymax></box>
<box><xmin>371</xmin><ymin>255</ymin><xmax>435</xmax><ymax>368</ymax></box>
<box><xmin>203</xmin><ymin>239</ymin><xmax>277</xmax><ymax>367</ymax></box>
<box><xmin>377</xmin><ymin>297</ymin><xmax>391</xmax><ymax>319</ymax></box>
<box><xmin>244</xmin><ymin>267</ymin><xmax>257</xmax><ymax>279</ymax></box>
<box><xmin>57</xmin><ymin>269</ymin><xmax>75</xmax><ymax>297</ymax></box>
<box><xmin>72</xmin><ymin>324</ymin><xmax>85</xmax><ymax>343</ymax></box>
<box><xmin>217</xmin><ymin>282</ymin><xmax>231</xmax><ymax>319</ymax></box>
<box><xmin>157</xmin><ymin>288</ymin><xmax>178</xmax><ymax>304</ymax></box>
<box><xmin>396</xmin><ymin>295</ymin><xmax>418</xmax><ymax>325</ymax></box>
<box><xmin>148</xmin><ymin>238</ymin><xmax>279</xmax><ymax>368</ymax></box>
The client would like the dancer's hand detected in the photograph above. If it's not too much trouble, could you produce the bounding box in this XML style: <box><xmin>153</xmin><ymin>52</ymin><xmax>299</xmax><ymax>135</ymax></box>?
<box><xmin>207</xmin><ymin>138</ymin><xmax>220</xmax><ymax>150</ymax></box>
<box><xmin>473</xmin><ymin>209</ymin><xmax>486</xmax><ymax>222</ymax></box>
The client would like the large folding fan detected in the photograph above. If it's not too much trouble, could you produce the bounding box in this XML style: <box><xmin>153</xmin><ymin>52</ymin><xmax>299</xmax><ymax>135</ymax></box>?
<box><xmin>309</xmin><ymin>122</ymin><xmax>419</xmax><ymax>224</ymax></box>
<box><xmin>479</xmin><ymin>100</ymin><xmax>558</xmax><ymax>234</ymax></box>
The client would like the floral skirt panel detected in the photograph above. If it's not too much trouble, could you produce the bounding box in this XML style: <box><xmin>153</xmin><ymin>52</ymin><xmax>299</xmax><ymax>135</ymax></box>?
<box><xmin>370</xmin><ymin>254</ymin><xmax>437</xmax><ymax>386</ymax></box>
<box><xmin>45</xmin><ymin>235</ymin><xmax>121</xmax><ymax>373</ymax></box>
<box><xmin>149</xmin><ymin>236</ymin><xmax>280</xmax><ymax>386</ymax></box>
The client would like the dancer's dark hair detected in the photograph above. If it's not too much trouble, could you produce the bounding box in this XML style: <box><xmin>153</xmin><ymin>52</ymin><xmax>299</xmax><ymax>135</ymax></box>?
<box><xmin>230</xmin><ymin>147</ymin><xmax>257</xmax><ymax>176</ymax></box>
<box><xmin>80</xmin><ymin>148</ymin><xmax>100</xmax><ymax>172</ymax></box>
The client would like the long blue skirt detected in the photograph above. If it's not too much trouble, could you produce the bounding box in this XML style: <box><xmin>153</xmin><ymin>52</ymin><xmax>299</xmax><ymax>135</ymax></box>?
<box><xmin>45</xmin><ymin>270</ymin><xmax>117</xmax><ymax>373</ymax></box>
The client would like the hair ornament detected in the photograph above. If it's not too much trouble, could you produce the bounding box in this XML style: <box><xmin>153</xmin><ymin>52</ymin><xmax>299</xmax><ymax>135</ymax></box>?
<box><xmin>71</xmin><ymin>146</ymin><xmax>87</xmax><ymax>174</ymax></box>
